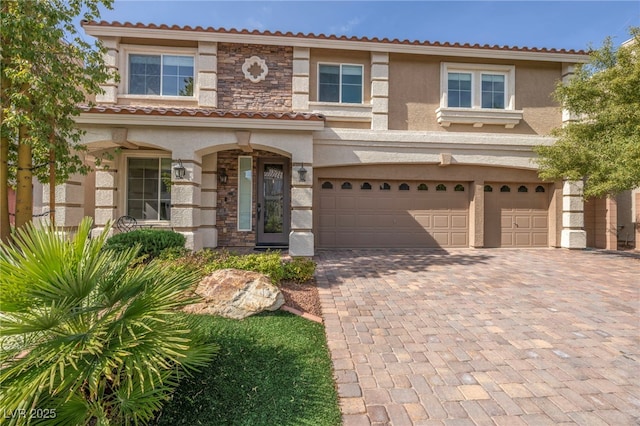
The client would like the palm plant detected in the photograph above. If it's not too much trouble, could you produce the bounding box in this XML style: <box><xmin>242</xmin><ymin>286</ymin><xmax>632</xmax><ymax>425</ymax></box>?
<box><xmin>0</xmin><ymin>218</ymin><xmax>217</xmax><ymax>425</ymax></box>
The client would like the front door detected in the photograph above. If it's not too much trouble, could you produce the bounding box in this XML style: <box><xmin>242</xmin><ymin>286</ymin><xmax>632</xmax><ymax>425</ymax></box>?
<box><xmin>257</xmin><ymin>159</ymin><xmax>290</xmax><ymax>246</ymax></box>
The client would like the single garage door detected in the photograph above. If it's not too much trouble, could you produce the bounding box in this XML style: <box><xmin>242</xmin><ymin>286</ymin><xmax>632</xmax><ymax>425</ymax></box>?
<box><xmin>318</xmin><ymin>180</ymin><xmax>469</xmax><ymax>248</ymax></box>
<box><xmin>484</xmin><ymin>183</ymin><xmax>550</xmax><ymax>248</ymax></box>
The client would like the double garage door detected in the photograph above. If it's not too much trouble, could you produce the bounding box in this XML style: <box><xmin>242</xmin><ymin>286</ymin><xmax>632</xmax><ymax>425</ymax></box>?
<box><xmin>318</xmin><ymin>180</ymin><xmax>469</xmax><ymax>248</ymax></box>
<box><xmin>317</xmin><ymin>179</ymin><xmax>550</xmax><ymax>249</ymax></box>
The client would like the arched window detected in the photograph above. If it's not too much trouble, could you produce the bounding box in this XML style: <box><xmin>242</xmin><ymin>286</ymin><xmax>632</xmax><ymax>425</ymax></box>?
<box><xmin>380</xmin><ymin>182</ymin><xmax>391</xmax><ymax>190</ymax></box>
<box><xmin>399</xmin><ymin>183</ymin><xmax>410</xmax><ymax>191</ymax></box>
<box><xmin>341</xmin><ymin>182</ymin><xmax>352</xmax><ymax>190</ymax></box>
<box><xmin>321</xmin><ymin>181</ymin><xmax>333</xmax><ymax>189</ymax></box>
<box><xmin>500</xmin><ymin>185</ymin><xmax>511</xmax><ymax>192</ymax></box>
<box><xmin>518</xmin><ymin>185</ymin><xmax>528</xmax><ymax>193</ymax></box>
<box><xmin>436</xmin><ymin>184</ymin><xmax>447</xmax><ymax>191</ymax></box>
<box><xmin>454</xmin><ymin>184</ymin><xmax>465</xmax><ymax>192</ymax></box>
<box><xmin>417</xmin><ymin>183</ymin><xmax>428</xmax><ymax>191</ymax></box>
<box><xmin>360</xmin><ymin>182</ymin><xmax>372</xmax><ymax>190</ymax></box>
<box><xmin>484</xmin><ymin>185</ymin><xmax>493</xmax><ymax>192</ymax></box>
<box><xmin>535</xmin><ymin>185</ymin><xmax>546</xmax><ymax>193</ymax></box>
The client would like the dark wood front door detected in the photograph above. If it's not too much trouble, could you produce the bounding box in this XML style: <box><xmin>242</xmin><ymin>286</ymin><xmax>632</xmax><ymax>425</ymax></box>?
<box><xmin>257</xmin><ymin>158</ymin><xmax>290</xmax><ymax>246</ymax></box>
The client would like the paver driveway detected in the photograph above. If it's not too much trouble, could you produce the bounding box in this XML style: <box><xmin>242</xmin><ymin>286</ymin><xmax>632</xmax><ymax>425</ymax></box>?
<box><xmin>315</xmin><ymin>249</ymin><xmax>640</xmax><ymax>426</ymax></box>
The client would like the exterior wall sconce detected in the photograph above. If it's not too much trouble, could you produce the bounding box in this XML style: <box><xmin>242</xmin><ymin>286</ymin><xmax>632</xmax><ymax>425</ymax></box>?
<box><xmin>297</xmin><ymin>163</ymin><xmax>307</xmax><ymax>182</ymax></box>
<box><xmin>218</xmin><ymin>168</ymin><xmax>228</xmax><ymax>184</ymax></box>
<box><xmin>173</xmin><ymin>159</ymin><xmax>186</xmax><ymax>179</ymax></box>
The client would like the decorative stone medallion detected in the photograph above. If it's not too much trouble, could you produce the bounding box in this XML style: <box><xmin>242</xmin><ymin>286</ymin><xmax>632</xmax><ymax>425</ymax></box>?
<box><xmin>242</xmin><ymin>56</ymin><xmax>269</xmax><ymax>83</ymax></box>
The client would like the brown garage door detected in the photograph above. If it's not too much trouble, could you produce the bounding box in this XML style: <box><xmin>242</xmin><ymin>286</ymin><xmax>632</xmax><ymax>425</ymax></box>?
<box><xmin>484</xmin><ymin>183</ymin><xmax>550</xmax><ymax>248</ymax></box>
<box><xmin>318</xmin><ymin>180</ymin><xmax>469</xmax><ymax>248</ymax></box>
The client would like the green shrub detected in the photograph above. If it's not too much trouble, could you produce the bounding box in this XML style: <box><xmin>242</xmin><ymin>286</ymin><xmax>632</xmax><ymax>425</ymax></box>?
<box><xmin>105</xmin><ymin>229</ymin><xmax>186</xmax><ymax>258</ymax></box>
<box><xmin>283</xmin><ymin>257</ymin><xmax>316</xmax><ymax>283</ymax></box>
<box><xmin>0</xmin><ymin>218</ymin><xmax>217</xmax><ymax>425</ymax></box>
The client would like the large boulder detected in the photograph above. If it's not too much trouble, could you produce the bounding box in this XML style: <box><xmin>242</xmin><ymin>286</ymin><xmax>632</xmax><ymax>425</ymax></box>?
<box><xmin>184</xmin><ymin>269</ymin><xmax>284</xmax><ymax>319</ymax></box>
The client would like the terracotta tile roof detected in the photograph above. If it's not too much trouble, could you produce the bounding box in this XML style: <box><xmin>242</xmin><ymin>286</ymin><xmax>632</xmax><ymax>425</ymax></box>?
<box><xmin>83</xmin><ymin>20</ymin><xmax>587</xmax><ymax>55</ymax></box>
<box><xmin>79</xmin><ymin>105</ymin><xmax>325</xmax><ymax>121</ymax></box>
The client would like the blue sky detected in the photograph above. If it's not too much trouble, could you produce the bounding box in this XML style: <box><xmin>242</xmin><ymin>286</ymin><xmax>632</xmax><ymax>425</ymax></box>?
<box><xmin>88</xmin><ymin>1</ymin><xmax>638</xmax><ymax>51</ymax></box>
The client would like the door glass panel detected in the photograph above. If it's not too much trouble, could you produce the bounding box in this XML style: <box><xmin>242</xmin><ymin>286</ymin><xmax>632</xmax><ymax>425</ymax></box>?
<box><xmin>263</xmin><ymin>164</ymin><xmax>284</xmax><ymax>233</ymax></box>
<box><xmin>238</xmin><ymin>157</ymin><xmax>252</xmax><ymax>230</ymax></box>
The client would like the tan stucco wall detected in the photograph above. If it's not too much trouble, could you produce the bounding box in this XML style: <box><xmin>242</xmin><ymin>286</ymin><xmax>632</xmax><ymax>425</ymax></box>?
<box><xmin>388</xmin><ymin>54</ymin><xmax>562</xmax><ymax>135</ymax></box>
<box><xmin>309</xmin><ymin>49</ymin><xmax>371</xmax><ymax>103</ymax></box>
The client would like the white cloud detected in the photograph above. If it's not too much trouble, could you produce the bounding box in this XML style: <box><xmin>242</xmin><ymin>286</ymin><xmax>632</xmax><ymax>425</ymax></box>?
<box><xmin>330</xmin><ymin>17</ymin><xmax>363</xmax><ymax>35</ymax></box>
<box><xmin>244</xmin><ymin>16</ymin><xmax>265</xmax><ymax>30</ymax></box>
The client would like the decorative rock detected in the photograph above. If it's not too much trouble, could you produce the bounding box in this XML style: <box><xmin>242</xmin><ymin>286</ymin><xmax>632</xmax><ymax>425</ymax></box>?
<box><xmin>184</xmin><ymin>269</ymin><xmax>284</xmax><ymax>319</ymax></box>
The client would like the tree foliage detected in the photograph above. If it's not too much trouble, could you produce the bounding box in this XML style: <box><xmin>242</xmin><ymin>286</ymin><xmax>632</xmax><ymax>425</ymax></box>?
<box><xmin>0</xmin><ymin>218</ymin><xmax>217</xmax><ymax>425</ymax></box>
<box><xmin>0</xmin><ymin>0</ymin><xmax>116</xmax><ymax>238</ymax></box>
<box><xmin>536</xmin><ymin>27</ymin><xmax>640</xmax><ymax>199</ymax></box>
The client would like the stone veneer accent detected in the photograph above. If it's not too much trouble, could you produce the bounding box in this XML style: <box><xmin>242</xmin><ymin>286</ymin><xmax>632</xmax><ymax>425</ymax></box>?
<box><xmin>370</xmin><ymin>51</ymin><xmax>389</xmax><ymax>130</ymax></box>
<box><xmin>217</xmin><ymin>43</ymin><xmax>293</xmax><ymax>111</ymax></box>
<box><xmin>561</xmin><ymin>180</ymin><xmax>587</xmax><ymax>249</ymax></box>
<box><xmin>216</xmin><ymin>149</ymin><xmax>289</xmax><ymax>247</ymax></box>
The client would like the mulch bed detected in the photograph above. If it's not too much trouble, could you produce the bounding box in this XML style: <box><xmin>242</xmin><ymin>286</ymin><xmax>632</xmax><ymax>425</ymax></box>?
<box><xmin>279</xmin><ymin>280</ymin><xmax>322</xmax><ymax>318</ymax></box>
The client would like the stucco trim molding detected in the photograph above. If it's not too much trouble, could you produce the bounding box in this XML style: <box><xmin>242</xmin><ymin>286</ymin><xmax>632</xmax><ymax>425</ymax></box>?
<box><xmin>436</xmin><ymin>107</ymin><xmax>524</xmax><ymax>128</ymax></box>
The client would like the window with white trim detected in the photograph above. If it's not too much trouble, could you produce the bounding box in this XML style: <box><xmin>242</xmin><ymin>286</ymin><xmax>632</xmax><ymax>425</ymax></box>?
<box><xmin>437</xmin><ymin>62</ymin><xmax>522</xmax><ymax>128</ymax></box>
<box><xmin>129</xmin><ymin>54</ymin><xmax>194</xmax><ymax>96</ymax></box>
<box><xmin>318</xmin><ymin>64</ymin><xmax>363</xmax><ymax>103</ymax></box>
<box><xmin>127</xmin><ymin>158</ymin><xmax>172</xmax><ymax>221</ymax></box>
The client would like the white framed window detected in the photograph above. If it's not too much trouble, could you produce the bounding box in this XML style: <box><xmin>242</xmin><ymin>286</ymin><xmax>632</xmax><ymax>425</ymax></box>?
<box><xmin>121</xmin><ymin>45</ymin><xmax>196</xmax><ymax>98</ymax></box>
<box><xmin>126</xmin><ymin>157</ymin><xmax>172</xmax><ymax>221</ymax></box>
<box><xmin>129</xmin><ymin>54</ymin><xmax>194</xmax><ymax>96</ymax></box>
<box><xmin>437</xmin><ymin>62</ymin><xmax>522</xmax><ymax>128</ymax></box>
<box><xmin>237</xmin><ymin>156</ymin><xmax>253</xmax><ymax>231</ymax></box>
<box><xmin>318</xmin><ymin>63</ymin><xmax>363</xmax><ymax>103</ymax></box>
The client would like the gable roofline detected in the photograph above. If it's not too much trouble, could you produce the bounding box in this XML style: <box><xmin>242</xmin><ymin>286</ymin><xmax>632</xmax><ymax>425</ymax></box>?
<box><xmin>82</xmin><ymin>20</ymin><xmax>590</xmax><ymax>63</ymax></box>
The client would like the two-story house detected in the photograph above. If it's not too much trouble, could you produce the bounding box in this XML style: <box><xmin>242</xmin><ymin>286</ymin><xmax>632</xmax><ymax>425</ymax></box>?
<box><xmin>48</xmin><ymin>20</ymin><xmax>614</xmax><ymax>256</ymax></box>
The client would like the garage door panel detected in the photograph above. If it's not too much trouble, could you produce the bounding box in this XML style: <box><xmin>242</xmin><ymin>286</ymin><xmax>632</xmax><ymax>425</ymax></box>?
<box><xmin>318</xmin><ymin>179</ymin><xmax>469</xmax><ymax>248</ymax></box>
<box><xmin>532</xmin><ymin>232</ymin><xmax>548</xmax><ymax>246</ymax></box>
<box><xmin>319</xmin><ymin>214</ymin><xmax>335</xmax><ymax>227</ymax></box>
<box><xmin>515</xmin><ymin>233</ymin><xmax>532</xmax><ymax>246</ymax></box>
<box><xmin>451</xmin><ymin>215</ymin><xmax>467</xmax><ymax>228</ymax></box>
<box><xmin>319</xmin><ymin>196</ymin><xmax>336</xmax><ymax>209</ymax></box>
<box><xmin>336</xmin><ymin>215</ymin><xmax>356</xmax><ymax>227</ymax></box>
<box><xmin>515</xmin><ymin>216</ymin><xmax>532</xmax><ymax>229</ymax></box>
<box><xmin>336</xmin><ymin>197</ymin><xmax>356</xmax><ymax>209</ymax></box>
<box><xmin>532</xmin><ymin>216</ymin><xmax>548</xmax><ymax>228</ymax></box>
<box><xmin>451</xmin><ymin>232</ymin><xmax>468</xmax><ymax>247</ymax></box>
<box><xmin>433</xmin><ymin>215</ymin><xmax>450</xmax><ymax>228</ymax></box>
<box><xmin>486</xmin><ymin>183</ymin><xmax>550</xmax><ymax>248</ymax></box>
<box><xmin>413</xmin><ymin>214</ymin><xmax>432</xmax><ymax>227</ymax></box>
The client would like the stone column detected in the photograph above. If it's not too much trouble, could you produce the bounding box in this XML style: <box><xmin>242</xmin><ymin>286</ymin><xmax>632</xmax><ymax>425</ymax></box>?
<box><xmin>635</xmin><ymin>190</ymin><xmax>640</xmax><ymax>248</ymax></box>
<box><xmin>469</xmin><ymin>180</ymin><xmax>484</xmax><ymax>248</ymax></box>
<box><xmin>603</xmin><ymin>197</ymin><xmax>617</xmax><ymax>250</ymax></box>
<box><xmin>561</xmin><ymin>180</ymin><xmax>587</xmax><ymax>249</ymax></box>
<box><xmin>42</xmin><ymin>173</ymin><xmax>85</xmax><ymax>232</ymax></box>
<box><xmin>201</xmin><ymin>153</ymin><xmax>218</xmax><ymax>248</ymax></box>
<box><xmin>371</xmin><ymin>52</ymin><xmax>389</xmax><ymax>130</ymax></box>
<box><xmin>91</xmin><ymin>159</ymin><xmax>118</xmax><ymax>238</ymax></box>
<box><xmin>171</xmin><ymin>154</ymin><xmax>202</xmax><ymax>250</ymax></box>
<box><xmin>96</xmin><ymin>37</ymin><xmax>119</xmax><ymax>104</ymax></box>
<box><xmin>292</xmin><ymin>47</ymin><xmax>310</xmax><ymax>111</ymax></box>
<box><xmin>289</xmin><ymin>163</ymin><xmax>314</xmax><ymax>256</ymax></box>
<box><xmin>198</xmin><ymin>41</ymin><xmax>218</xmax><ymax>108</ymax></box>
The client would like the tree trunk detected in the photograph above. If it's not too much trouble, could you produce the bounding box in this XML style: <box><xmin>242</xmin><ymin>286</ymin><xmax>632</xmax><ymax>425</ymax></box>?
<box><xmin>0</xmin><ymin>133</ymin><xmax>9</xmax><ymax>242</ymax></box>
<box><xmin>15</xmin><ymin>125</ymin><xmax>32</xmax><ymax>229</ymax></box>
<box><xmin>49</xmin><ymin>144</ymin><xmax>56</xmax><ymax>225</ymax></box>
<box><xmin>0</xmin><ymin>67</ymin><xmax>10</xmax><ymax>243</ymax></box>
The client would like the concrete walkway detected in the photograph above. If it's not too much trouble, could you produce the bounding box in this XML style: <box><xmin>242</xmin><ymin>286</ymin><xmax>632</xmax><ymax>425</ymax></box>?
<box><xmin>315</xmin><ymin>249</ymin><xmax>640</xmax><ymax>425</ymax></box>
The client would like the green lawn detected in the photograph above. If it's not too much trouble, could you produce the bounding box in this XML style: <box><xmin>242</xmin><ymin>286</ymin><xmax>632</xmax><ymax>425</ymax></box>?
<box><xmin>156</xmin><ymin>311</ymin><xmax>341</xmax><ymax>426</ymax></box>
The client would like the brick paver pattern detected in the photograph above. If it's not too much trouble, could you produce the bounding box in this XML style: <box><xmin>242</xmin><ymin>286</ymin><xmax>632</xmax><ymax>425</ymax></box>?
<box><xmin>315</xmin><ymin>249</ymin><xmax>639</xmax><ymax>426</ymax></box>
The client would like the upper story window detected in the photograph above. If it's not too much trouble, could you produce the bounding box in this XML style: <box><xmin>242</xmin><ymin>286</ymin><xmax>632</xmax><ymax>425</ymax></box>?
<box><xmin>318</xmin><ymin>64</ymin><xmax>363</xmax><ymax>103</ymax></box>
<box><xmin>129</xmin><ymin>54</ymin><xmax>194</xmax><ymax>96</ymax></box>
<box><xmin>437</xmin><ymin>62</ymin><xmax>522</xmax><ymax>128</ymax></box>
